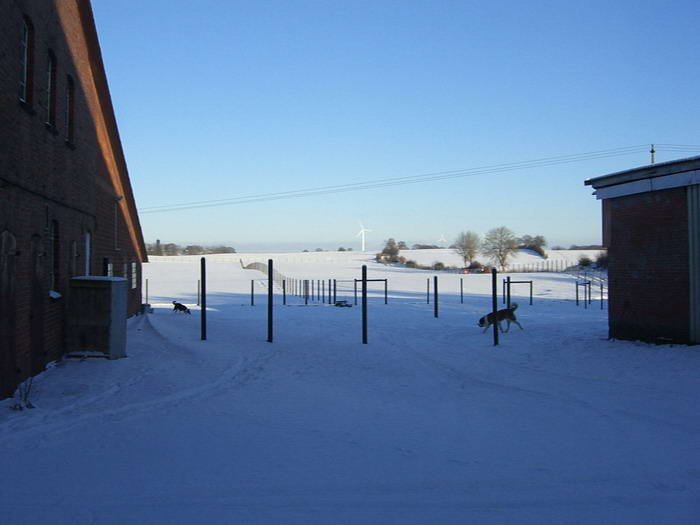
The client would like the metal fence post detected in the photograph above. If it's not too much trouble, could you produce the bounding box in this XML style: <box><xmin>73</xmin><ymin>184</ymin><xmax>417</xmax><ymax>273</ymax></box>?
<box><xmin>506</xmin><ymin>276</ymin><xmax>511</xmax><ymax>309</ymax></box>
<box><xmin>427</xmin><ymin>278</ymin><xmax>430</xmax><ymax>304</ymax></box>
<box><xmin>434</xmin><ymin>276</ymin><xmax>438</xmax><ymax>318</ymax></box>
<box><xmin>362</xmin><ymin>265</ymin><xmax>368</xmax><ymax>344</ymax></box>
<box><xmin>197</xmin><ymin>279</ymin><xmax>200</xmax><ymax>306</ymax></box>
<box><xmin>384</xmin><ymin>279</ymin><xmax>388</xmax><ymax>305</ymax></box>
<box><xmin>492</xmin><ymin>267</ymin><xmax>498</xmax><ymax>346</ymax></box>
<box><xmin>354</xmin><ymin>280</ymin><xmax>358</xmax><ymax>305</ymax></box>
<box><xmin>460</xmin><ymin>278</ymin><xmax>463</xmax><ymax>304</ymax></box>
<box><xmin>200</xmin><ymin>258</ymin><xmax>206</xmax><ymax>341</ymax></box>
<box><xmin>251</xmin><ymin>280</ymin><xmax>254</xmax><ymax>306</ymax></box>
<box><xmin>267</xmin><ymin>259</ymin><xmax>273</xmax><ymax>343</ymax></box>
<box><xmin>333</xmin><ymin>279</ymin><xmax>337</xmax><ymax>303</ymax></box>
<box><xmin>283</xmin><ymin>279</ymin><xmax>286</xmax><ymax>305</ymax></box>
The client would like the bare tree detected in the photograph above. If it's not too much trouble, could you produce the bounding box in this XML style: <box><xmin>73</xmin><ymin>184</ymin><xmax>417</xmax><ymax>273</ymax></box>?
<box><xmin>453</xmin><ymin>231</ymin><xmax>480</xmax><ymax>267</ymax></box>
<box><xmin>482</xmin><ymin>226</ymin><xmax>517</xmax><ymax>270</ymax></box>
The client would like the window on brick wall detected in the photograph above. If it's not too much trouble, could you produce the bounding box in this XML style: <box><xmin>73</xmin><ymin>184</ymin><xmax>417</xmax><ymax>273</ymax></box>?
<box><xmin>103</xmin><ymin>257</ymin><xmax>112</xmax><ymax>277</ymax></box>
<box><xmin>45</xmin><ymin>50</ymin><xmax>57</xmax><ymax>127</ymax></box>
<box><xmin>70</xmin><ymin>240</ymin><xmax>78</xmax><ymax>277</ymax></box>
<box><xmin>131</xmin><ymin>262</ymin><xmax>137</xmax><ymax>289</ymax></box>
<box><xmin>49</xmin><ymin>220</ymin><xmax>60</xmax><ymax>290</ymax></box>
<box><xmin>19</xmin><ymin>16</ymin><xmax>34</xmax><ymax>105</ymax></box>
<box><xmin>65</xmin><ymin>75</ymin><xmax>75</xmax><ymax>144</ymax></box>
<box><xmin>84</xmin><ymin>231</ymin><xmax>91</xmax><ymax>275</ymax></box>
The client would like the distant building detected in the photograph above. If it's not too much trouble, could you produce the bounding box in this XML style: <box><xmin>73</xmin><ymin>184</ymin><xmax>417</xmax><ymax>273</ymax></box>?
<box><xmin>0</xmin><ymin>0</ymin><xmax>147</xmax><ymax>398</ymax></box>
<box><xmin>585</xmin><ymin>156</ymin><xmax>700</xmax><ymax>344</ymax></box>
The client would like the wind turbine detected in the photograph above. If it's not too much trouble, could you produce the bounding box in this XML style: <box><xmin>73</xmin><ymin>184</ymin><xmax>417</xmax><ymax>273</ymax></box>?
<box><xmin>356</xmin><ymin>222</ymin><xmax>372</xmax><ymax>252</ymax></box>
<box><xmin>437</xmin><ymin>233</ymin><xmax>447</xmax><ymax>246</ymax></box>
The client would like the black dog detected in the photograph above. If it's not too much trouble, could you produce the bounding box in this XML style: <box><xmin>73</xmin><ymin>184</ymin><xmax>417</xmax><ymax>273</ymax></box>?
<box><xmin>172</xmin><ymin>301</ymin><xmax>191</xmax><ymax>314</ymax></box>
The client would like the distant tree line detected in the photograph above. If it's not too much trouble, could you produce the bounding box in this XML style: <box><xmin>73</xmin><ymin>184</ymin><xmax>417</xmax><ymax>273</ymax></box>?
<box><xmin>146</xmin><ymin>239</ymin><xmax>236</xmax><ymax>256</ymax></box>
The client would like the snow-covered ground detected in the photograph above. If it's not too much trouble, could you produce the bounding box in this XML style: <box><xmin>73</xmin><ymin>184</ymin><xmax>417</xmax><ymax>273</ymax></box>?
<box><xmin>2</xmin><ymin>252</ymin><xmax>699</xmax><ymax>524</ymax></box>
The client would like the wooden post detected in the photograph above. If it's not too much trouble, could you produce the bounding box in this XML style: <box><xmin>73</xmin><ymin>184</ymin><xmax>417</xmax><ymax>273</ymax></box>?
<box><xmin>460</xmin><ymin>278</ymin><xmax>463</xmax><ymax>304</ymax></box>
<box><xmin>283</xmin><ymin>279</ymin><xmax>286</xmax><ymax>305</ymax></box>
<box><xmin>251</xmin><ymin>280</ymin><xmax>254</xmax><ymax>306</ymax></box>
<box><xmin>354</xmin><ymin>280</ymin><xmax>358</xmax><ymax>305</ymax></box>
<box><xmin>576</xmin><ymin>282</ymin><xmax>579</xmax><ymax>306</ymax></box>
<box><xmin>384</xmin><ymin>279</ymin><xmax>388</xmax><ymax>305</ymax></box>
<box><xmin>427</xmin><ymin>278</ymin><xmax>430</xmax><ymax>304</ymax></box>
<box><xmin>529</xmin><ymin>281</ymin><xmax>533</xmax><ymax>305</ymax></box>
<box><xmin>200</xmin><ymin>258</ymin><xmax>206</xmax><ymax>341</ymax></box>
<box><xmin>305</xmin><ymin>280</ymin><xmax>309</xmax><ymax>305</ymax></box>
<box><xmin>362</xmin><ymin>265</ymin><xmax>368</xmax><ymax>344</ymax></box>
<box><xmin>197</xmin><ymin>279</ymin><xmax>200</xmax><ymax>306</ymax></box>
<box><xmin>492</xmin><ymin>267</ymin><xmax>498</xmax><ymax>346</ymax></box>
<box><xmin>267</xmin><ymin>259</ymin><xmax>273</xmax><ymax>343</ymax></box>
<box><xmin>333</xmin><ymin>279</ymin><xmax>337</xmax><ymax>303</ymax></box>
<box><xmin>601</xmin><ymin>282</ymin><xmax>604</xmax><ymax>310</ymax></box>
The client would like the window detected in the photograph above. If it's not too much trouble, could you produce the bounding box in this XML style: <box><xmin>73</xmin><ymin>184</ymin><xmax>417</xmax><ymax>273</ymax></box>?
<box><xmin>49</xmin><ymin>220</ymin><xmax>59</xmax><ymax>290</ymax></box>
<box><xmin>103</xmin><ymin>257</ymin><xmax>112</xmax><ymax>277</ymax></box>
<box><xmin>65</xmin><ymin>75</ymin><xmax>75</xmax><ymax>143</ymax></box>
<box><xmin>19</xmin><ymin>16</ymin><xmax>34</xmax><ymax>104</ymax></box>
<box><xmin>70</xmin><ymin>240</ymin><xmax>78</xmax><ymax>277</ymax></box>
<box><xmin>84</xmin><ymin>231</ymin><xmax>91</xmax><ymax>275</ymax></box>
<box><xmin>131</xmin><ymin>262</ymin><xmax>137</xmax><ymax>289</ymax></box>
<box><xmin>45</xmin><ymin>50</ymin><xmax>57</xmax><ymax>126</ymax></box>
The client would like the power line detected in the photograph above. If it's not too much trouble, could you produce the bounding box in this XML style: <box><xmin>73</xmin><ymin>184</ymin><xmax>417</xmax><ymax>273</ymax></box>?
<box><xmin>139</xmin><ymin>144</ymin><xmax>696</xmax><ymax>214</ymax></box>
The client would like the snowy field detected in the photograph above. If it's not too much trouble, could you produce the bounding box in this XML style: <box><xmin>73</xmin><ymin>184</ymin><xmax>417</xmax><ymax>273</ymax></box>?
<box><xmin>2</xmin><ymin>251</ymin><xmax>700</xmax><ymax>524</ymax></box>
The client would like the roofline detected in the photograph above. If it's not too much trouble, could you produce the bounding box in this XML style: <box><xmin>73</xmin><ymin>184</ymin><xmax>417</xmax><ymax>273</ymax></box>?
<box><xmin>585</xmin><ymin>154</ymin><xmax>700</xmax><ymax>190</ymax></box>
<box><xmin>76</xmin><ymin>0</ymin><xmax>148</xmax><ymax>262</ymax></box>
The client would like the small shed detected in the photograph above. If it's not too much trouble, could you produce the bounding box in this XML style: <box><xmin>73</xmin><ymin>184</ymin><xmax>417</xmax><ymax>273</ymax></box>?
<box><xmin>585</xmin><ymin>156</ymin><xmax>700</xmax><ymax>344</ymax></box>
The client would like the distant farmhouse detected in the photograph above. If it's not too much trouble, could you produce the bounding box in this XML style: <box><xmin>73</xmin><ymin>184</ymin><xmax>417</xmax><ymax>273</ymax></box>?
<box><xmin>0</xmin><ymin>1</ymin><xmax>147</xmax><ymax>398</ymax></box>
<box><xmin>586</xmin><ymin>156</ymin><xmax>700</xmax><ymax>344</ymax></box>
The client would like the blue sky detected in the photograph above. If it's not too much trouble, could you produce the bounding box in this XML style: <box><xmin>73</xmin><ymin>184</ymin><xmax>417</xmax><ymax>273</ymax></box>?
<box><xmin>93</xmin><ymin>0</ymin><xmax>700</xmax><ymax>252</ymax></box>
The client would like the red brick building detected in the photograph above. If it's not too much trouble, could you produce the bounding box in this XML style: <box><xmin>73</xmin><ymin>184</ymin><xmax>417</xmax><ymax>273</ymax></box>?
<box><xmin>0</xmin><ymin>0</ymin><xmax>147</xmax><ymax>398</ymax></box>
<box><xmin>585</xmin><ymin>156</ymin><xmax>700</xmax><ymax>344</ymax></box>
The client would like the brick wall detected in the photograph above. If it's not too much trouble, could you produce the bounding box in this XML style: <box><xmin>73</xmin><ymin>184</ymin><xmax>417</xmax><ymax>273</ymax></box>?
<box><xmin>0</xmin><ymin>0</ymin><xmax>144</xmax><ymax>398</ymax></box>
<box><xmin>607</xmin><ymin>187</ymin><xmax>689</xmax><ymax>343</ymax></box>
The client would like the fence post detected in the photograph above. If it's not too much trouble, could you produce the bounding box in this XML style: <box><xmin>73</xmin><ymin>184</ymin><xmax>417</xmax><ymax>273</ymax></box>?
<box><xmin>460</xmin><ymin>278</ymin><xmax>463</xmax><ymax>304</ymax></box>
<box><xmin>200</xmin><ymin>258</ymin><xmax>206</xmax><ymax>341</ymax></box>
<box><xmin>354</xmin><ymin>280</ymin><xmax>358</xmax><ymax>305</ymax></box>
<box><xmin>601</xmin><ymin>282</ymin><xmax>604</xmax><ymax>310</ymax></box>
<box><xmin>283</xmin><ymin>279</ymin><xmax>286</xmax><ymax>305</ymax></box>
<box><xmin>197</xmin><ymin>279</ymin><xmax>200</xmax><ymax>306</ymax></box>
<box><xmin>328</xmin><ymin>278</ymin><xmax>332</xmax><ymax>303</ymax></box>
<box><xmin>322</xmin><ymin>279</ymin><xmax>325</xmax><ymax>303</ymax></box>
<box><xmin>251</xmin><ymin>280</ymin><xmax>254</xmax><ymax>306</ymax></box>
<box><xmin>267</xmin><ymin>259</ymin><xmax>273</xmax><ymax>343</ymax></box>
<box><xmin>427</xmin><ymin>278</ymin><xmax>430</xmax><ymax>304</ymax></box>
<box><xmin>529</xmin><ymin>281</ymin><xmax>533</xmax><ymax>305</ymax></box>
<box><xmin>305</xmin><ymin>280</ymin><xmax>309</xmax><ymax>305</ymax></box>
<box><xmin>362</xmin><ymin>265</ymin><xmax>368</xmax><ymax>344</ymax></box>
<box><xmin>333</xmin><ymin>279</ymin><xmax>337</xmax><ymax>303</ymax></box>
<box><xmin>384</xmin><ymin>279</ymin><xmax>388</xmax><ymax>305</ymax></box>
<box><xmin>145</xmin><ymin>278</ymin><xmax>149</xmax><ymax>304</ymax></box>
<box><xmin>502</xmin><ymin>279</ymin><xmax>506</xmax><ymax>304</ymax></box>
<box><xmin>491</xmin><ymin>267</ymin><xmax>498</xmax><ymax>346</ymax></box>
<box><xmin>434</xmin><ymin>276</ymin><xmax>438</xmax><ymax>318</ymax></box>
<box><xmin>506</xmin><ymin>276</ymin><xmax>511</xmax><ymax>309</ymax></box>
<box><xmin>576</xmin><ymin>282</ymin><xmax>579</xmax><ymax>306</ymax></box>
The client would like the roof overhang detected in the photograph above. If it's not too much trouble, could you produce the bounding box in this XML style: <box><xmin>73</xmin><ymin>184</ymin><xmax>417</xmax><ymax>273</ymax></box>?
<box><xmin>585</xmin><ymin>155</ymin><xmax>700</xmax><ymax>200</ymax></box>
